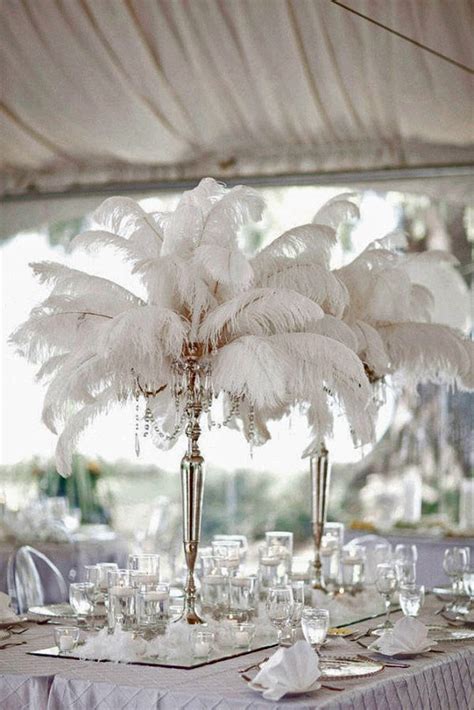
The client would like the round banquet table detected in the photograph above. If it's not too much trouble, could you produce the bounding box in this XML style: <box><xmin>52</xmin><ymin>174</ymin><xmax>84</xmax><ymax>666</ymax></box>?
<box><xmin>0</xmin><ymin>596</ymin><xmax>471</xmax><ymax>709</ymax></box>
<box><xmin>0</xmin><ymin>533</ymin><xmax>129</xmax><ymax>601</ymax></box>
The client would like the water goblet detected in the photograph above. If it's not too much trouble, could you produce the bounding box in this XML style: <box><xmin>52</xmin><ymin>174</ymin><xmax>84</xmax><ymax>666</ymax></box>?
<box><xmin>443</xmin><ymin>547</ymin><xmax>470</xmax><ymax>612</ymax></box>
<box><xmin>69</xmin><ymin>582</ymin><xmax>95</xmax><ymax>628</ymax></box>
<box><xmin>265</xmin><ymin>586</ymin><xmax>294</xmax><ymax>645</ymax></box>
<box><xmin>399</xmin><ymin>584</ymin><xmax>425</xmax><ymax>617</ymax></box>
<box><xmin>301</xmin><ymin>607</ymin><xmax>329</xmax><ymax>653</ymax></box>
<box><xmin>375</xmin><ymin>563</ymin><xmax>397</xmax><ymax>629</ymax></box>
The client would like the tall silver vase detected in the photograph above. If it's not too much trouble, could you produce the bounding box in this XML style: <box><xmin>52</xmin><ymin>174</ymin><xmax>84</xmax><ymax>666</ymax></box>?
<box><xmin>310</xmin><ymin>444</ymin><xmax>331</xmax><ymax>591</ymax></box>
<box><xmin>178</xmin><ymin>351</ymin><xmax>205</xmax><ymax>624</ymax></box>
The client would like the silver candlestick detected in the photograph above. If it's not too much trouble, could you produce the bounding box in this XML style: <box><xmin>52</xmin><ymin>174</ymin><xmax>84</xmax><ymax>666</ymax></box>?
<box><xmin>310</xmin><ymin>443</ymin><xmax>331</xmax><ymax>591</ymax></box>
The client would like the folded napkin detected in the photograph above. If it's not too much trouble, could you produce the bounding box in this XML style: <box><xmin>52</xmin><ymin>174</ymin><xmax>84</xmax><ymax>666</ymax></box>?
<box><xmin>249</xmin><ymin>640</ymin><xmax>321</xmax><ymax>700</ymax></box>
<box><xmin>0</xmin><ymin>592</ymin><xmax>20</xmax><ymax>622</ymax></box>
<box><xmin>369</xmin><ymin>617</ymin><xmax>434</xmax><ymax>656</ymax></box>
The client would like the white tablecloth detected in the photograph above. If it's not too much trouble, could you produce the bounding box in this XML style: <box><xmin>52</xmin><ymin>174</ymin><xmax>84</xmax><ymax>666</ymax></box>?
<box><xmin>0</xmin><ymin>598</ymin><xmax>472</xmax><ymax>709</ymax></box>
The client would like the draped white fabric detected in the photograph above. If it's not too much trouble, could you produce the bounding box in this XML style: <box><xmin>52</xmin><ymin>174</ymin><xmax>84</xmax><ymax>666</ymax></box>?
<box><xmin>1</xmin><ymin>0</ymin><xmax>473</xmax><ymax>200</ymax></box>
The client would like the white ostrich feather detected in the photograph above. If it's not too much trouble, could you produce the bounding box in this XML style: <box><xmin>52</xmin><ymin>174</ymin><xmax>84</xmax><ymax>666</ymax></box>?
<box><xmin>70</xmin><ymin>230</ymin><xmax>150</xmax><ymax>263</ymax></box>
<box><xmin>161</xmin><ymin>203</ymin><xmax>203</xmax><ymax>257</ymax></box>
<box><xmin>254</xmin><ymin>260</ymin><xmax>349</xmax><ymax>317</ymax></box>
<box><xmin>313</xmin><ymin>193</ymin><xmax>359</xmax><ymax>231</ymax></box>
<box><xmin>309</xmin><ymin>315</ymin><xmax>358</xmax><ymax>351</ymax></box>
<box><xmin>55</xmin><ymin>388</ymin><xmax>115</xmax><ymax>476</ymax></box>
<box><xmin>93</xmin><ymin>196</ymin><xmax>164</xmax><ymax>254</ymax></box>
<box><xmin>351</xmin><ymin>320</ymin><xmax>391</xmax><ymax>376</ymax></box>
<box><xmin>198</xmin><ymin>288</ymin><xmax>324</xmax><ymax>347</ymax></box>
<box><xmin>253</xmin><ymin>224</ymin><xmax>336</xmax><ymax>272</ymax></box>
<box><xmin>378</xmin><ymin>322</ymin><xmax>471</xmax><ymax>387</ymax></box>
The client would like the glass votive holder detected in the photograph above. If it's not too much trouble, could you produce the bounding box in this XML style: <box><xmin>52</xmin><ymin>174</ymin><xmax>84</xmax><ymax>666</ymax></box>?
<box><xmin>107</xmin><ymin>569</ymin><xmax>134</xmax><ymax>632</ymax></box>
<box><xmin>258</xmin><ymin>544</ymin><xmax>289</xmax><ymax>597</ymax></box>
<box><xmin>200</xmin><ymin>574</ymin><xmax>229</xmax><ymax>619</ymax></box>
<box><xmin>229</xmin><ymin>575</ymin><xmax>258</xmax><ymax>621</ymax></box>
<box><xmin>191</xmin><ymin>629</ymin><xmax>215</xmax><ymax>660</ymax></box>
<box><xmin>399</xmin><ymin>584</ymin><xmax>425</xmax><ymax>617</ymax></box>
<box><xmin>54</xmin><ymin>626</ymin><xmax>80</xmax><ymax>653</ymax></box>
<box><xmin>128</xmin><ymin>554</ymin><xmax>160</xmax><ymax>584</ymax></box>
<box><xmin>211</xmin><ymin>540</ymin><xmax>241</xmax><ymax>576</ymax></box>
<box><xmin>342</xmin><ymin>547</ymin><xmax>365</xmax><ymax>594</ymax></box>
<box><xmin>136</xmin><ymin>583</ymin><xmax>170</xmax><ymax>638</ymax></box>
<box><xmin>232</xmin><ymin>622</ymin><xmax>256</xmax><ymax>650</ymax></box>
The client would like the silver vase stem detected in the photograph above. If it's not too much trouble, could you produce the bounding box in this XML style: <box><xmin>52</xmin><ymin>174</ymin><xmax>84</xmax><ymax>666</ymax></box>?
<box><xmin>310</xmin><ymin>443</ymin><xmax>331</xmax><ymax>591</ymax></box>
<box><xmin>179</xmin><ymin>350</ymin><xmax>205</xmax><ymax>624</ymax></box>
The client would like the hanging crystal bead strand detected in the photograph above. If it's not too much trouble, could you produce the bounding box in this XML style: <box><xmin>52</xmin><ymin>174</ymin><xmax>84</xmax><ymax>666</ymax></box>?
<box><xmin>248</xmin><ymin>403</ymin><xmax>256</xmax><ymax>458</ymax></box>
<box><xmin>134</xmin><ymin>389</ymin><xmax>141</xmax><ymax>457</ymax></box>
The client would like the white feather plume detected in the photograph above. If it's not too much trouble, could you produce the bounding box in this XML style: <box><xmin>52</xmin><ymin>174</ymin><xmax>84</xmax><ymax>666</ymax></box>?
<box><xmin>313</xmin><ymin>193</ymin><xmax>359</xmax><ymax>231</ymax></box>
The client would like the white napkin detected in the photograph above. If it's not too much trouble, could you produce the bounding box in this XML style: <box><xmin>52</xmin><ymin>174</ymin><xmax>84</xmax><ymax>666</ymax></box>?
<box><xmin>0</xmin><ymin>592</ymin><xmax>20</xmax><ymax>622</ymax></box>
<box><xmin>369</xmin><ymin>617</ymin><xmax>434</xmax><ymax>656</ymax></box>
<box><xmin>249</xmin><ymin>640</ymin><xmax>321</xmax><ymax>700</ymax></box>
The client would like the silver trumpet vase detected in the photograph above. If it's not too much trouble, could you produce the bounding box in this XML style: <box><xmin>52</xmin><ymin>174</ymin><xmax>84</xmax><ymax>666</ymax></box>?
<box><xmin>310</xmin><ymin>443</ymin><xmax>331</xmax><ymax>591</ymax></box>
<box><xmin>178</xmin><ymin>349</ymin><xmax>205</xmax><ymax>624</ymax></box>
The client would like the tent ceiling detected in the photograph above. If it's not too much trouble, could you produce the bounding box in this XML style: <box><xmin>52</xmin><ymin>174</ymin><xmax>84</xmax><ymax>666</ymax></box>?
<box><xmin>1</xmin><ymin>0</ymin><xmax>473</xmax><ymax>202</ymax></box>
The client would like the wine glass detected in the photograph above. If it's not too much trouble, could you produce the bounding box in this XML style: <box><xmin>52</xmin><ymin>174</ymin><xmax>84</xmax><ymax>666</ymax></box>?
<box><xmin>301</xmin><ymin>608</ymin><xmax>330</xmax><ymax>654</ymax></box>
<box><xmin>375</xmin><ymin>563</ymin><xmax>398</xmax><ymax>629</ymax></box>
<box><xmin>288</xmin><ymin>581</ymin><xmax>305</xmax><ymax>643</ymax></box>
<box><xmin>443</xmin><ymin>547</ymin><xmax>470</xmax><ymax>612</ymax></box>
<box><xmin>69</xmin><ymin>582</ymin><xmax>95</xmax><ymax>628</ymax></box>
<box><xmin>265</xmin><ymin>586</ymin><xmax>294</xmax><ymax>645</ymax></box>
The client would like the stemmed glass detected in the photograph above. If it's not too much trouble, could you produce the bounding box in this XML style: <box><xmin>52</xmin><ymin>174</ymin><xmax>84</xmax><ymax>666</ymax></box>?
<box><xmin>84</xmin><ymin>565</ymin><xmax>102</xmax><ymax>629</ymax></box>
<box><xmin>288</xmin><ymin>581</ymin><xmax>305</xmax><ymax>643</ymax></box>
<box><xmin>443</xmin><ymin>547</ymin><xmax>470</xmax><ymax>612</ymax></box>
<box><xmin>301</xmin><ymin>608</ymin><xmax>330</xmax><ymax>654</ymax></box>
<box><xmin>265</xmin><ymin>586</ymin><xmax>294</xmax><ymax>646</ymax></box>
<box><xmin>375</xmin><ymin>563</ymin><xmax>398</xmax><ymax>630</ymax></box>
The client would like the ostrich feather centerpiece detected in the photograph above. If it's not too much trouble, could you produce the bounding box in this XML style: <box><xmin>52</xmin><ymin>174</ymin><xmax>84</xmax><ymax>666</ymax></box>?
<box><xmin>11</xmin><ymin>178</ymin><xmax>375</xmax><ymax>622</ymax></box>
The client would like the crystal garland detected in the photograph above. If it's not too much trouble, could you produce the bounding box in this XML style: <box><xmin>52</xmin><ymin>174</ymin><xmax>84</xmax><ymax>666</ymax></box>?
<box><xmin>132</xmin><ymin>360</ymin><xmax>256</xmax><ymax>458</ymax></box>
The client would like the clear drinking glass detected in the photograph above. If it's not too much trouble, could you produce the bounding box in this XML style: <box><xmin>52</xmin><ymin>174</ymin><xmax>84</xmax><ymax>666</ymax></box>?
<box><xmin>69</xmin><ymin>582</ymin><xmax>94</xmax><ymax>627</ymax></box>
<box><xmin>211</xmin><ymin>540</ymin><xmax>241</xmax><ymax>576</ymax></box>
<box><xmin>376</xmin><ymin>563</ymin><xmax>398</xmax><ymax>629</ymax></box>
<box><xmin>135</xmin><ymin>583</ymin><xmax>170</xmax><ymax>638</ymax></box>
<box><xmin>96</xmin><ymin>563</ymin><xmax>118</xmax><ymax>593</ymax></box>
<box><xmin>443</xmin><ymin>547</ymin><xmax>470</xmax><ymax>611</ymax></box>
<box><xmin>229</xmin><ymin>575</ymin><xmax>258</xmax><ymax>621</ymax></box>
<box><xmin>107</xmin><ymin>569</ymin><xmax>134</xmax><ymax>632</ymax></box>
<box><xmin>128</xmin><ymin>554</ymin><xmax>160</xmax><ymax>584</ymax></box>
<box><xmin>265</xmin><ymin>586</ymin><xmax>294</xmax><ymax>645</ymax></box>
<box><xmin>301</xmin><ymin>608</ymin><xmax>330</xmax><ymax>653</ymax></box>
<box><xmin>399</xmin><ymin>584</ymin><xmax>425</xmax><ymax>617</ymax></box>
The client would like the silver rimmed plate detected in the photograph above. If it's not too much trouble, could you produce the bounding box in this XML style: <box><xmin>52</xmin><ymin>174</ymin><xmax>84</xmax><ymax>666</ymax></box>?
<box><xmin>425</xmin><ymin>625</ymin><xmax>474</xmax><ymax>642</ymax></box>
<box><xmin>320</xmin><ymin>655</ymin><xmax>384</xmax><ymax>679</ymax></box>
<box><xmin>28</xmin><ymin>604</ymin><xmax>75</xmax><ymax>618</ymax></box>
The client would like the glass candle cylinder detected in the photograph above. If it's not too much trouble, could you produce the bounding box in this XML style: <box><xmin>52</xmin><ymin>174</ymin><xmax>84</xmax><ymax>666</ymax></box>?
<box><xmin>211</xmin><ymin>541</ymin><xmax>241</xmax><ymax>576</ymax></box>
<box><xmin>136</xmin><ymin>583</ymin><xmax>170</xmax><ymax>637</ymax></box>
<box><xmin>200</xmin><ymin>574</ymin><xmax>229</xmax><ymax>618</ymax></box>
<box><xmin>342</xmin><ymin>547</ymin><xmax>366</xmax><ymax>594</ymax></box>
<box><xmin>128</xmin><ymin>554</ymin><xmax>160</xmax><ymax>585</ymax></box>
<box><xmin>54</xmin><ymin>626</ymin><xmax>80</xmax><ymax>653</ymax></box>
<box><xmin>96</xmin><ymin>563</ymin><xmax>118</xmax><ymax>593</ymax></box>
<box><xmin>107</xmin><ymin>569</ymin><xmax>134</xmax><ymax>632</ymax></box>
<box><xmin>69</xmin><ymin>582</ymin><xmax>94</xmax><ymax>626</ymax></box>
<box><xmin>229</xmin><ymin>575</ymin><xmax>258</xmax><ymax>621</ymax></box>
<box><xmin>265</xmin><ymin>531</ymin><xmax>293</xmax><ymax>572</ymax></box>
<box><xmin>258</xmin><ymin>545</ymin><xmax>289</xmax><ymax>597</ymax></box>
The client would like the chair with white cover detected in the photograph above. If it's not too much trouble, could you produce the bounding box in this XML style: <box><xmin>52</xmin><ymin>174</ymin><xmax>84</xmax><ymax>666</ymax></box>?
<box><xmin>347</xmin><ymin>534</ymin><xmax>392</xmax><ymax>585</ymax></box>
<box><xmin>7</xmin><ymin>545</ymin><xmax>68</xmax><ymax>613</ymax></box>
